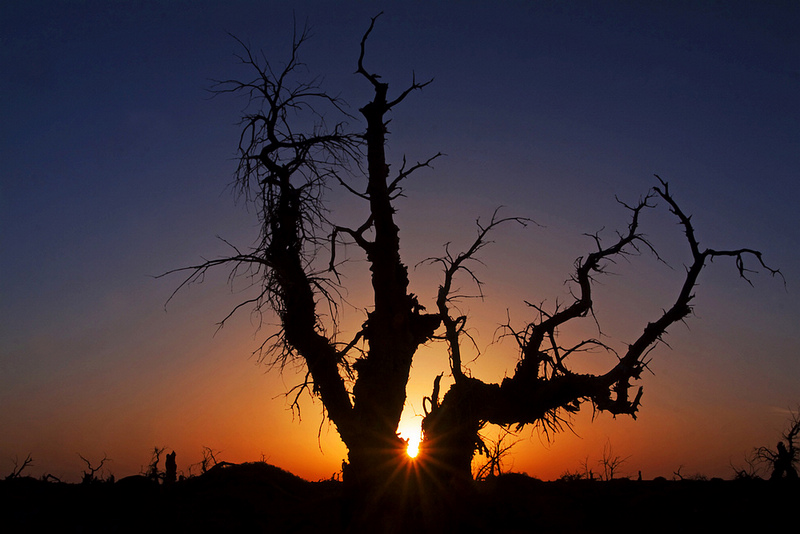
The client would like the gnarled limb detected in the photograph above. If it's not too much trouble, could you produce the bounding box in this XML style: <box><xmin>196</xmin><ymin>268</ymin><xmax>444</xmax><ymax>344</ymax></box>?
<box><xmin>421</xmin><ymin>178</ymin><xmax>779</xmax><ymax>483</ymax></box>
<box><xmin>164</xmin><ymin>25</ymin><xmax>362</xmax><ymax>444</ymax></box>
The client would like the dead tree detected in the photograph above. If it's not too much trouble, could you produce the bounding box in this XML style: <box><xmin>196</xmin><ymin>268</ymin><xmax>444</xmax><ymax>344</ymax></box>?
<box><xmin>597</xmin><ymin>441</ymin><xmax>629</xmax><ymax>481</ymax></box>
<box><xmin>473</xmin><ymin>431</ymin><xmax>520</xmax><ymax>480</ymax></box>
<box><xmin>78</xmin><ymin>453</ymin><xmax>111</xmax><ymax>484</ymax></box>
<box><xmin>199</xmin><ymin>446</ymin><xmax>221</xmax><ymax>474</ymax></box>
<box><xmin>163</xmin><ymin>14</ymin><xmax>780</xmax><ymax>528</ymax></box>
<box><xmin>5</xmin><ymin>454</ymin><xmax>33</xmax><ymax>480</ymax></box>
<box><xmin>143</xmin><ymin>446</ymin><xmax>165</xmax><ymax>483</ymax></box>
<box><xmin>756</xmin><ymin>407</ymin><xmax>800</xmax><ymax>480</ymax></box>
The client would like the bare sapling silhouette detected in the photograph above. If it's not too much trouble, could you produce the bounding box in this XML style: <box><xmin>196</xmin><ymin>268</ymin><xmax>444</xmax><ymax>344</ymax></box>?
<box><xmin>597</xmin><ymin>441</ymin><xmax>630</xmax><ymax>481</ymax></box>
<box><xmin>146</xmin><ymin>446</ymin><xmax>163</xmax><ymax>482</ymax></box>
<box><xmin>199</xmin><ymin>446</ymin><xmax>221</xmax><ymax>474</ymax></box>
<box><xmin>4</xmin><ymin>454</ymin><xmax>33</xmax><ymax>480</ymax></box>
<box><xmin>78</xmin><ymin>453</ymin><xmax>111</xmax><ymax>484</ymax></box>
<box><xmin>473</xmin><ymin>431</ymin><xmax>520</xmax><ymax>481</ymax></box>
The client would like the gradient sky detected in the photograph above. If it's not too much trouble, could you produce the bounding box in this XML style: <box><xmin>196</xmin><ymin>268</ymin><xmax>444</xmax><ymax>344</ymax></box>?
<box><xmin>2</xmin><ymin>1</ymin><xmax>798</xmax><ymax>482</ymax></box>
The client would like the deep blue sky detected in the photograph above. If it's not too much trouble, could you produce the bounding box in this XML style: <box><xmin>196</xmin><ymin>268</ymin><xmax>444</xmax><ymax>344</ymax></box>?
<box><xmin>1</xmin><ymin>1</ymin><xmax>798</xmax><ymax>481</ymax></box>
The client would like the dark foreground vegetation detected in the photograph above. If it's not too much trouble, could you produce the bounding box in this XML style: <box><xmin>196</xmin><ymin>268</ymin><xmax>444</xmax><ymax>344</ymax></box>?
<box><xmin>2</xmin><ymin>461</ymin><xmax>797</xmax><ymax>533</ymax></box>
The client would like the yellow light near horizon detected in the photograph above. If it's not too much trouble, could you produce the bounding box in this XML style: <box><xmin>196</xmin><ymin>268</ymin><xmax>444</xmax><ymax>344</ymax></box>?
<box><xmin>406</xmin><ymin>437</ymin><xmax>420</xmax><ymax>458</ymax></box>
<box><xmin>398</xmin><ymin>420</ymin><xmax>422</xmax><ymax>459</ymax></box>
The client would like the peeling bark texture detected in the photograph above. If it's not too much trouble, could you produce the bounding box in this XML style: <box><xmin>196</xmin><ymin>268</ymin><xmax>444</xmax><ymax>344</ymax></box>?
<box><xmin>163</xmin><ymin>14</ymin><xmax>781</xmax><ymax>532</ymax></box>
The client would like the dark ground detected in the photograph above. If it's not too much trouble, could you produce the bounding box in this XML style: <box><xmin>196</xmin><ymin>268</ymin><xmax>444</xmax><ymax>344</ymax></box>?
<box><xmin>2</xmin><ymin>463</ymin><xmax>797</xmax><ymax>533</ymax></box>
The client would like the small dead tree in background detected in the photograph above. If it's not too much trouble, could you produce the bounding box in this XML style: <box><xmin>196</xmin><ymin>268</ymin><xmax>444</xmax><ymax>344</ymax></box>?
<box><xmin>597</xmin><ymin>441</ymin><xmax>629</xmax><ymax>481</ymax></box>
<box><xmin>756</xmin><ymin>407</ymin><xmax>800</xmax><ymax>480</ymax></box>
<box><xmin>5</xmin><ymin>454</ymin><xmax>34</xmax><ymax>480</ymax></box>
<box><xmin>579</xmin><ymin>457</ymin><xmax>594</xmax><ymax>481</ymax></box>
<box><xmin>473</xmin><ymin>430</ymin><xmax>520</xmax><ymax>480</ymax></box>
<box><xmin>78</xmin><ymin>453</ymin><xmax>111</xmax><ymax>484</ymax></box>
<box><xmin>143</xmin><ymin>446</ymin><xmax>165</xmax><ymax>483</ymax></box>
<box><xmin>731</xmin><ymin>455</ymin><xmax>761</xmax><ymax>480</ymax></box>
<box><xmin>559</xmin><ymin>442</ymin><xmax>630</xmax><ymax>481</ymax></box>
<box><xmin>200</xmin><ymin>446</ymin><xmax>221</xmax><ymax>474</ymax></box>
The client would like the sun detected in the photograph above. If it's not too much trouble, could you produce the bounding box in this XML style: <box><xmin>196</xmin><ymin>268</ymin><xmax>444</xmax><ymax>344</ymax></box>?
<box><xmin>398</xmin><ymin>421</ymin><xmax>422</xmax><ymax>459</ymax></box>
<box><xmin>406</xmin><ymin>436</ymin><xmax>420</xmax><ymax>458</ymax></box>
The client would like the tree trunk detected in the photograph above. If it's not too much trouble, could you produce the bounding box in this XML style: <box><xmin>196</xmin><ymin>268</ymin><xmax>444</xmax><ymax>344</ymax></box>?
<box><xmin>420</xmin><ymin>379</ymin><xmax>485</xmax><ymax>485</ymax></box>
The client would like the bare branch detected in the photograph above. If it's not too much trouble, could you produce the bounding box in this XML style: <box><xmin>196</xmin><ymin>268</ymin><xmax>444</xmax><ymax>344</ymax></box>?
<box><xmin>356</xmin><ymin>12</ymin><xmax>384</xmax><ymax>90</ymax></box>
<box><xmin>5</xmin><ymin>454</ymin><xmax>33</xmax><ymax>480</ymax></box>
<box><xmin>78</xmin><ymin>453</ymin><xmax>111</xmax><ymax>484</ymax></box>
<box><xmin>387</xmin><ymin>152</ymin><xmax>444</xmax><ymax>197</ymax></box>
<box><xmin>356</xmin><ymin>12</ymin><xmax>433</xmax><ymax>113</ymax></box>
<box><xmin>428</xmin><ymin>209</ymin><xmax>531</xmax><ymax>378</ymax></box>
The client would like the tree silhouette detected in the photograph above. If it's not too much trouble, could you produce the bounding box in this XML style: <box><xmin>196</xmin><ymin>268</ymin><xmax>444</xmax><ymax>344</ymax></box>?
<box><xmin>78</xmin><ymin>453</ymin><xmax>111</xmax><ymax>484</ymax></box>
<box><xmin>163</xmin><ymin>15</ymin><xmax>780</xmax><ymax>530</ymax></box>
<box><xmin>756</xmin><ymin>407</ymin><xmax>799</xmax><ymax>480</ymax></box>
<box><xmin>4</xmin><ymin>454</ymin><xmax>33</xmax><ymax>480</ymax></box>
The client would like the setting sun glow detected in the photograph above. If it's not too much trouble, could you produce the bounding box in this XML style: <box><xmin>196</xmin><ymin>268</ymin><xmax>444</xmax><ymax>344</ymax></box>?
<box><xmin>399</xmin><ymin>421</ymin><xmax>422</xmax><ymax>459</ymax></box>
<box><xmin>406</xmin><ymin>436</ymin><xmax>420</xmax><ymax>458</ymax></box>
